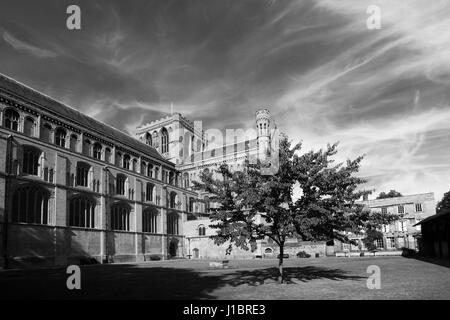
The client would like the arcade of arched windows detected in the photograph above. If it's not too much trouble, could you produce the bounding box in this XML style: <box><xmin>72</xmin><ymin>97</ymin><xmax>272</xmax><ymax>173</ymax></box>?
<box><xmin>0</xmin><ymin>103</ymin><xmax>183</xmax><ymax>184</ymax></box>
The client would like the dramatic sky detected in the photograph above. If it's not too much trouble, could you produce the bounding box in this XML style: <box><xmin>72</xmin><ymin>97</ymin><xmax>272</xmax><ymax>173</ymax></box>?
<box><xmin>1</xmin><ymin>0</ymin><xmax>449</xmax><ymax>201</ymax></box>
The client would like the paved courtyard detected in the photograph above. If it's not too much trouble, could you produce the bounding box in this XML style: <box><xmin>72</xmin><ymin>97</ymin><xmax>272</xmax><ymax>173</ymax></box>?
<box><xmin>0</xmin><ymin>256</ymin><xmax>449</xmax><ymax>300</ymax></box>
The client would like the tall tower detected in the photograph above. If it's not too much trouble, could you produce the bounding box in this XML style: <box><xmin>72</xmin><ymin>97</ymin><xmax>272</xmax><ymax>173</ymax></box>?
<box><xmin>256</xmin><ymin>109</ymin><xmax>271</xmax><ymax>162</ymax></box>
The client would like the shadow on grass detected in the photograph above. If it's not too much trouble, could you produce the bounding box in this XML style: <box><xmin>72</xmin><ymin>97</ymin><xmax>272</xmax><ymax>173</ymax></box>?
<box><xmin>225</xmin><ymin>266</ymin><xmax>365</xmax><ymax>286</ymax></box>
<box><xmin>0</xmin><ymin>264</ymin><xmax>364</xmax><ymax>300</ymax></box>
<box><xmin>409</xmin><ymin>255</ymin><xmax>450</xmax><ymax>268</ymax></box>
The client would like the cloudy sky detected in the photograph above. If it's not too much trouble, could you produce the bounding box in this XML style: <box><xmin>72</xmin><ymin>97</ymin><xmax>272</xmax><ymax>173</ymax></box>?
<box><xmin>1</xmin><ymin>0</ymin><xmax>449</xmax><ymax>201</ymax></box>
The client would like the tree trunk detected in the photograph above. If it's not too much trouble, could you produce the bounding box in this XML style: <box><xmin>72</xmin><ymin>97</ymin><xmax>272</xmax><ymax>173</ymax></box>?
<box><xmin>278</xmin><ymin>244</ymin><xmax>284</xmax><ymax>284</ymax></box>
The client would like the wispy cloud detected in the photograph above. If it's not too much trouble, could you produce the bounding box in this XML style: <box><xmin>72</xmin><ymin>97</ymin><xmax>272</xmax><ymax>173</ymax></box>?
<box><xmin>2</xmin><ymin>30</ymin><xmax>57</xmax><ymax>59</ymax></box>
<box><xmin>0</xmin><ymin>0</ymin><xmax>449</xmax><ymax>200</ymax></box>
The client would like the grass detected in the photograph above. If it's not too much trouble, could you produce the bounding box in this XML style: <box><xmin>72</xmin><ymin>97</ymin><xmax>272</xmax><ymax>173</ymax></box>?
<box><xmin>0</xmin><ymin>256</ymin><xmax>449</xmax><ymax>299</ymax></box>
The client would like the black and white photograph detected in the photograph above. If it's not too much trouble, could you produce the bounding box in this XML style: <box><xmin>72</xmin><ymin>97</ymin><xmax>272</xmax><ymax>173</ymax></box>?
<box><xmin>0</xmin><ymin>0</ymin><xmax>449</xmax><ymax>308</ymax></box>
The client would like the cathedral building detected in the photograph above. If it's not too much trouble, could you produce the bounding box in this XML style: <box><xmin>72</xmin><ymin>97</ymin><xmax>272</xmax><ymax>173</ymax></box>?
<box><xmin>0</xmin><ymin>74</ymin><xmax>200</xmax><ymax>268</ymax></box>
<box><xmin>0</xmin><ymin>73</ymin><xmax>276</xmax><ymax>267</ymax></box>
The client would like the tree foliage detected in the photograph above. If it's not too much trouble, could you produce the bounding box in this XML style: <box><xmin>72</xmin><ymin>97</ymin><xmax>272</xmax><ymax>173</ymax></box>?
<box><xmin>193</xmin><ymin>134</ymin><xmax>396</xmax><ymax>283</ymax></box>
<box><xmin>376</xmin><ymin>190</ymin><xmax>403</xmax><ymax>199</ymax></box>
<box><xmin>436</xmin><ymin>190</ymin><xmax>450</xmax><ymax>214</ymax></box>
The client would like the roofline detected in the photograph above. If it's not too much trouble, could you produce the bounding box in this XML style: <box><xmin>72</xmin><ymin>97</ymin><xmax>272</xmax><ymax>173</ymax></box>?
<box><xmin>414</xmin><ymin>210</ymin><xmax>450</xmax><ymax>226</ymax></box>
<box><xmin>0</xmin><ymin>72</ymin><xmax>175</xmax><ymax>167</ymax></box>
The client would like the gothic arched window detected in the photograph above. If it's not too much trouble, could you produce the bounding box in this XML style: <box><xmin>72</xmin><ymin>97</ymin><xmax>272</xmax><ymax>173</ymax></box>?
<box><xmin>70</xmin><ymin>134</ymin><xmax>78</xmax><ymax>152</ymax></box>
<box><xmin>161</xmin><ymin>127</ymin><xmax>169</xmax><ymax>154</ymax></box>
<box><xmin>167</xmin><ymin>213</ymin><xmax>179</xmax><ymax>235</ymax></box>
<box><xmin>123</xmin><ymin>154</ymin><xmax>130</xmax><ymax>170</ymax></box>
<box><xmin>104</xmin><ymin>148</ymin><xmax>111</xmax><ymax>163</ymax></box>
<box><xmin>93</xmin><ymin>143</ymin><xmax>102</xmax><ymax>160</ymax></box>
<box><xmin>24</xmin><ymin>117</ymin><xmax>35</xmax><ymax>137</ymax></box>
<box><xmin>23</xmin><ymin>145</ymin><xmax>41</xmax><ymax>176</ymax></box>
<box><xmin>169</xmin><ymin>191</ymin><xmax>178</xmax><ymax>209</ymax></box>
<box><xmin>198</xmin><ymin>225</ymin><xmax>206</xmax><ymax>236</ymax></box>
<box><xmin>111</xmin><ymin>202</ymin><xmax>131</xmax><ymax>231</ymax></box>
<box><xmin>116</xmin><ymin>174</ymin><xmax>127</xmax><ymax>195</ymax></box>
<box><xmin>76</xmin><ymin>162</ymin><xmax>91</xmax><ymax>187</ymax></box>
<box><xmin>145</xmin><ymin>132</ymin><xmax>152</xmax><ymax>146</ymax></box>
<box><xmin>143</xmin><ymin>207</ymin><xmax>158</xmax><ymax>233</ymax></box>
<box><xmin>4</xmin><ymin>109</ymin><xmax>19</xmax><ymax>131</ymax></box>
<box><xmin>146</xmin><ymin>183</ymin><xmax>155</xmax><ymax>202</ymax></box>
<box><xmin>69</xmin><ymin>195</ymin><xmax>96</xmax><ymax>228</ymax></box>
<box><xmin>12</xmin><ymin>185</ymin><xmax>49</xmax><ymax>224</ymax></box>
<box><xmin>41</xmin><ymin>124</ymin><xmax>52</xmax><ymax>143</ymax></box>
<box><xmin>55</xmin><ymin>128</ymin><xmax>66</xmax><ymax>147</ymax></box>
<box><xmin>83</xmin><ymin>139</ymin><xmax>91</xmax><ymax>156</ymax></box>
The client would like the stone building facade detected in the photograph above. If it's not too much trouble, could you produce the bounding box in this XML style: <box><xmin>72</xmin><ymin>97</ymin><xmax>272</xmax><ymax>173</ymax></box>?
<box><xmin>0</xmin><ymin>74</ymin><xmax>198</xmax><ymax>268</ymax></box>
<box><xmin>334</xmin><ymin>193</ymin><xmax>437</xmax><ymax>253</ymax></box>
<box><xmin>136</xmin><ymin>108</ymin><xmax>277</xmax><ymax>259</ymax></box>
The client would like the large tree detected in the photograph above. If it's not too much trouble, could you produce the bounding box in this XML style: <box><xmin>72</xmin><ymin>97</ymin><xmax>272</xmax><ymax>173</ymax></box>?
<box><xmin>194</xmin><ymin>134</ymin><xmax>396</xmax><ymax>283</ymax></box>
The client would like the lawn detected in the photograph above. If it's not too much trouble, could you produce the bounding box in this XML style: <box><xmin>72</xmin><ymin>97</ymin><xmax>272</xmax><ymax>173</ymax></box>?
<box><xmin>0</xmin><ymin>256</ymin><xmax>449</xmax><ymax>299</ymax></box>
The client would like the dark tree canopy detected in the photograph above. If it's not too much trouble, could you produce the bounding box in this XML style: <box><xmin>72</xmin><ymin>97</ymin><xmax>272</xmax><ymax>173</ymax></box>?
<box><xmin>193</xmin><ymin>134</ymin><xmax>396</xmax><ymax>283</ymax></box>
<box><xmin>436</xmin><ymin>190</ymin><xmax>450</xmax><ymax>214</ymax></box>
<box><xmin>376</xmin><ymin>190</ymin><xmax>403</xmax><ymax>199</ymax></box>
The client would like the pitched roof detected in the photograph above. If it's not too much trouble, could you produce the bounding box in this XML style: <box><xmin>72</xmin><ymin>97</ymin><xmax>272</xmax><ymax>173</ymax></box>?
<box><xmin>0</xmin><ymin>73</ymin><xmax>170</xmax><ymax>165</ymax></box>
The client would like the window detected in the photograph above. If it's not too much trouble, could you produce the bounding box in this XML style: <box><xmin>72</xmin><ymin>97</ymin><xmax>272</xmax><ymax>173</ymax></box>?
<box><xmin>11</xmin><ymin>185</ymin><xmax>49</xmax><ymax>224</ymax></box>
<box><xmin>116</xmin><ymin>174</ymin><xmax>127</xmax><ymax>195</ymax></box>
<box><xmin>264</xmin><ymin>248</ymin><xmax>273</xmax><ymax>254</ymax></box>
<box><xmin>116</xmin><ymin>152</ymin><xmax>122</xmax><ymax>166</ymax></box>
<box><xmin>161</xmin><ymin>127</ymin><xmax>169</xmax><ymax>154</ymax></box>
<box><xmin>152</xmin><ymin>131</ymin><xmax>159</xmax><ymax>148</ymax></box>
<box><xmin>111</xmin><ymin>202</ymin><xmax>131</xmax><ymax>231</ymax></box>
<box><xmin>41</xmin><ymin>124</ymin><xmax>52</xmax><ymax>142</ymax></box>
<box><xmin>23</xmin><ymin>146</ymin><xmax>40</xmax><ymax>176</ymax></box>
<box><xmin>167</xmin><ymin>213</ymin><xmax>179</xmax><ymax>235</ymax></box>
<box><xmin>382</xmin><ymin>224</ymin><xmax>390</xmax><ymax>233</ymax></box>
<box><xmin>55</xmin><ymin>128</ymin><xmax>66</xmax><ymax>147</ymax></box>
<box><xmin>198</xmin><ymin>225</ymin><xmax>206</xmax><ymax>236</ymax></box>
<box><xmin>397</xmin><ymin>220</ymin><xmax>407</xmax><ymax>232</ymax></box>
<box><xmin>143</xmin><ymin>207</ymin><xmax>158</xmax><ymax>233</ymax></box>
<box><xmin>375</xmin><ymin>238</ymin><xmax>384</xmax><ymax>249</ymax></box>
<box><xmin>386</xmin><ymin>237</ymin><xmax>395</xmax><ymax>249</ymax></box>
<box><xmin>145</xmin><ymin>132</ymin><xmax>152</xmax><ymax>146</ymax></box>
<box><xmin>141</xmin><ymin>161</ymin><xmax>147</xmax><ymax>176</ymax></box>
<box><xmin>146</xmin><ymin>183</ymin><xmax>154</xmax><ymax>202</ymax></box>
<box><xmin>398</xmin><ymin>205</ymin><xmax>404</xmax><ymax>214</ymax></box>
<box><xmin>183</xmin><ymin>173</ymin><xmax>189</xmax><ymax>188</ymax></box>
<box><xmin>146</xmin><ymin>164</ymin><xmax>152</xmax><ymax>177</ymax></box>
<box><xmin>132</xmin><ymin>158</ymin><xmax>137</xmax><ymax>172</ymax></box>
<box><xmin>93</xmin><ymin>143</ymin><xmax>102</xmax><ymax>160</ymax></box>
<box><xmin>123</xmin><ymin>154</ymin><xmax>130</xmax><ymax>170</ymax></box>
<box><xmin>154</xmin><ymin>167</ymin><xmax>159</xmax><ymax>180</ymax></box>
<box><xmin>4</xmin><ymin>109</ymin><xmax>19</xmax><ymax>131</ymax></box>
<box><xmin>169</xmin><ymin>192</ymin><xmax>178</xmax><ymax>208</ymax></box>
<box><xmin>415</xmin><ymin>203</ymin><xmax>423</xmax><ymax>212</ymax></box>
<box><xmin>83</xmin><ymin>139</ymin><xmax>91</xmax><ymax>156</ymax></box>
<box><xmin>169</xmin><ymin>172</ymin><xmax>175</xmax><ymax>185</ymax></box>
<box><xmin>104</xmin><ymin>148</ymin><xmax>111</xmax><ymax>163</ymax></box>
<box><xmin>381</xmin><ymin>207</ymin><xmax>388</xmax><ymax>214</ymax></box>
<box><xmin>24</xmin><ymin>117</ymin><xmax>35</xmax><ymax>137</ymax></box>
<box><xmin>69</xmin><ymin>196</ymin><xmax>96</xmax><ymax>228</ymax></box>
<box><xmin>76</xmin><ymin>162</ymin><xmax>91</xmax><ymax>187</ymax></box>
<box><xmin>189</xmin><ymin>198</ymin><xmax>195</xmax><ymax>212</ymax></box>
<box><xmin>70</xmin><ymin>134</ymin><xmax>78</xmax><ymax>152</ymax></box>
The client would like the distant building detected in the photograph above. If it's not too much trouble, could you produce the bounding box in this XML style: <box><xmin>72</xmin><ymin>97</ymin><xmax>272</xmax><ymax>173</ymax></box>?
<box><xmin>414</xmin><ymin>210</ymin><xmax>450</xmax><ymax>259</ymax></box>
<box><xmin>335</xmin><ymin>193</ymin><xmax>436</xmax><ymax>253</ymax></box>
